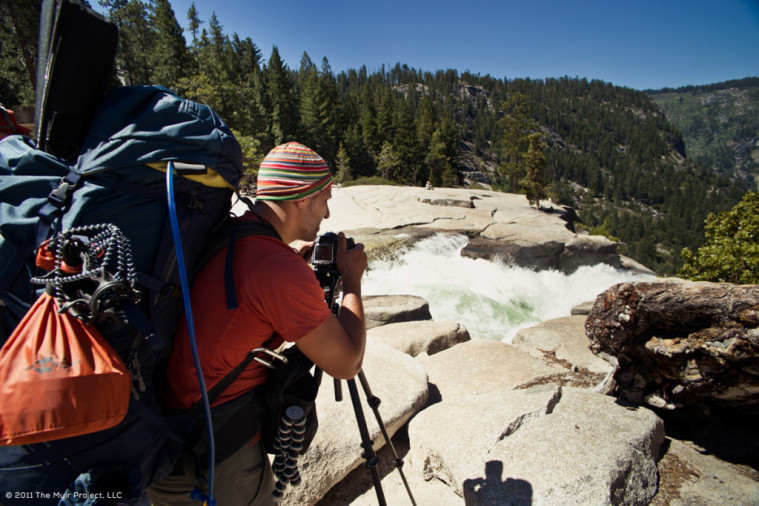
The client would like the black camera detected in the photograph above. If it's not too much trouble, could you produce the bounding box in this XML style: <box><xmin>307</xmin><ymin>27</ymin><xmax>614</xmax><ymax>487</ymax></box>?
<box><xmin>312</xmin><ymin>232</ymin><xmax>355</xmax><ymax>307</ymax></box>
<box><xmin>311</xmin><ymin>232</ymin><xmax>355</xmax><ymax>271</ymax></box>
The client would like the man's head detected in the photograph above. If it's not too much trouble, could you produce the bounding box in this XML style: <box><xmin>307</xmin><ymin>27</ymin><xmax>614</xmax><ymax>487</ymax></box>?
<box><xmin>256</xmin><ymin>142</ymin><xmax>334</xmax><ymax>242</ymax></box>
<box><xmin>256</xmin><ymin>142</ymin><xmax>333</xmax><ymax>201</ymax></box>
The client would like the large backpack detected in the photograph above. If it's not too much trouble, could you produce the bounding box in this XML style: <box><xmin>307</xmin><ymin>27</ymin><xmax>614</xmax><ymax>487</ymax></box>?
<box><xmin>0</xmin><ymin>85</ymin><xmax>245</xmax><ymax>504</ymax></box>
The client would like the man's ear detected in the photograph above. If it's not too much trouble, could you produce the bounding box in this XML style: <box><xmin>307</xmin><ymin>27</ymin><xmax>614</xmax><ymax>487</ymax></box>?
<box><xmin>293</xmin><ymin>197</ymin><xmax>313</xmax><ymax>210</ymax></box>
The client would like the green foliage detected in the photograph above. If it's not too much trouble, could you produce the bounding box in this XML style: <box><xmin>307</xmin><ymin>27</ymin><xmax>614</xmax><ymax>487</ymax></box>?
<box><xmin>0</xmin><ymin>0</ymin><xmax>38</xmax><ymax>106</ymax></box>
<box><xmin>232</xmin><ymin>129</ymin><xmax>264</xmax><ymax>173</ymax></box>
<box><xmin>498</xmin><ymin>92</ymin><xmax>537</xmax><ymax>193</ymax></box>
<box><xmin>341</xmin><ymin>176</ymin><xmax>398</xmax><ymax>187</ymax></box>
<box><xmin>334</xmin><ymin>143</ymin><xmax>352</xmax><ymax>183</ymax></box>
<box><xmin>149</xmin><ymin>0</ymin><xmax>190</xmax><ymax>90</ymax></box>
<box><xmin>376</xmin><ymin>141</ymin><xmax>399</xmax><ymax>180</ymax></box>
<box><xmin>678</xmin><ymin>192</ymin><xmax>759</xmax><ymax>284</ymax></box>
<box><xmin>521</xmin><ymin>132</ymin><xmax>548</xmax><ymax>207</ymax></box>
<box><xmin>99</xmin><ymin>0</ymin><xmax>156</xmax><ymax>85</ymax></box>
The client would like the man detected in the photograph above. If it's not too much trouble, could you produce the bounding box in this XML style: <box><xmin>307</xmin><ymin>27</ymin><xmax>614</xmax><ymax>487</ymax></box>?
<box><xmin>149</xmin><ymin>142</ymin><xmax>367</xmax><ymax>505</ymax></box>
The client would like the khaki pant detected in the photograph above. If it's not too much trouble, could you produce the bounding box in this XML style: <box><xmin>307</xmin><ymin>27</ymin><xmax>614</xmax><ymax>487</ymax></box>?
<box><xmin>148</xmin><ymin>440</ymin><xmax>274</xmax><ymax>506</ymax></box>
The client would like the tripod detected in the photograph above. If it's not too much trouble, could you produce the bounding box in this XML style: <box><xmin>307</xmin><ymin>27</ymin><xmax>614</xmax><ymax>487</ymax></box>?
<box><xmin>313</xmin><ymin>242</ymin><xmax>417</xmax><ymax>506</ymax></box>
<box><xmin>333</xmin><ymin>370</ymin><xmax>417</xmax><ymax>506</ymax></box>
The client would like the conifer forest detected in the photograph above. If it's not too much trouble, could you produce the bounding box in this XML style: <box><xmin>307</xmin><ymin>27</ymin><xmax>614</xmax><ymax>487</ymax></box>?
<box><xmin>1</xmin><ymin>0</ymin><xmax>755</xmax><ymax>276</ymax></box>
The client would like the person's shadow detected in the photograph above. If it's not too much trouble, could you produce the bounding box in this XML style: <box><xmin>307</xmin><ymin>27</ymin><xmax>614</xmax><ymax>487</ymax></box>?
<box><xmin>463</xmin><ymin>460</ymin><xmax>533</xmax><ymax>505</ymax></box>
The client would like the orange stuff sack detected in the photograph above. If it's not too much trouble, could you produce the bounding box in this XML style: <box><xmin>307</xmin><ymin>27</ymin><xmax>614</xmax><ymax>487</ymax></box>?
<box><xmin>0</xmin><ymin>292</ymin><xmax>130</xmax><ymax>445</ymax></box>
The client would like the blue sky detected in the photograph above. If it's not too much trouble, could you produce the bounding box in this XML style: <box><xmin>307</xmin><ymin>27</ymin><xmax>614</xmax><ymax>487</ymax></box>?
<box><xmin>116</xmin><ymin>0</ymin><xmax>759</xmax><ymax>91</ymax></box>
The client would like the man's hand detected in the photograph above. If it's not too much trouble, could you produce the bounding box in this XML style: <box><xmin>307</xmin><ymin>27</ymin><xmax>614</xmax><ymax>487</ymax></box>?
<box><xmin>336</xmin><ymin>232</ymin><xmax>367</xmax><ymax>293</ymax></box>
<box><xmin>291</xmin><ymin>240</ymin><xmax>315</xmax><ymax>261</ymax></box>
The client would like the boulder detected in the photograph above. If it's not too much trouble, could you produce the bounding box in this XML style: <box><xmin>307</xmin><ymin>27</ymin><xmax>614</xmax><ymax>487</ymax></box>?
<box><xmin>408</xmin><ymin>385</ymin><xmax>665</xmax><ymax>505</ymax></box>
<box><xmin>417</xmin><ymin>340</ymin><xmax>561</xmax><ymax>401</ymax></box>
<box><xmin>461</xmin><ymin>237</ymin><xmax>566</xmax><ymax>271</ymax></box>
<box><xmin>512</xmin><ymin>315</ymin><xmax>614</xmax><ymax>390</ymax></box>
<box><xmin>585</xmin><ymin>279</ymin><xmax>759</xmax><ymax>411</ymax></box>
<box><xmin>571</xmin><ymin>300</ymin><xmax>595</xmax><ymax>315</ymax></box>
<box><xmin>558</xmin><ymin>235</ymin><xmax>621</xmax><ymax>273</ymax></box>
<box><xmin>461</xmin><ymin>232</ymin><xmax>622</xmax><ymax>274</ymax></box>
<box><xmin>620</xmin><ymin>255</ymin><xmax>658</xmax><ymax>277</ymax></box>
<box><xmin>362</xmin><ymin>294</ymin><xmax>432</xmax><ymax>329</ymax></box>
<box><xmin>368</xmin><ymin>320</ymin><xmax>471</xmax><ymax>357</ymax></box>
<box><xmin>280</xmin><ymin>341</ymin><xmax>428</xmax><ymax>505</ymax></box>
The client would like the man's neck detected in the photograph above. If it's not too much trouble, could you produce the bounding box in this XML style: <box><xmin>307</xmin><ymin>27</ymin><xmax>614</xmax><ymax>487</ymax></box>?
<box><xmin>252</xmin><ymin>200</ymin><xmax>294</xmax><ymax>243</ymax></box>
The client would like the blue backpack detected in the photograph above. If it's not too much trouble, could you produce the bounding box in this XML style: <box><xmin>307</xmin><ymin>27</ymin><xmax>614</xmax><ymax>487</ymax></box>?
<box><xmin>0</xmin><ymin>85</ymin><xmax>246</xmax><ymax>504</ymax></box>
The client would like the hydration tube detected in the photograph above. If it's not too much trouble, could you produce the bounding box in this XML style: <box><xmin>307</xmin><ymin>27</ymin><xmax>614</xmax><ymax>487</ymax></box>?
<box><xmin>166</xmin><ymin>162</ymin><xmax>217</xmax><ymax>505</ymax></box>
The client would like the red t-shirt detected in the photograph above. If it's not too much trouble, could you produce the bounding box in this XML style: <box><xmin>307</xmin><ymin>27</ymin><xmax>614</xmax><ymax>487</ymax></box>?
<box><xmin>164</xmin><ymin>213</ymin><xmax>332</xmax><ymax>409</ymax></box>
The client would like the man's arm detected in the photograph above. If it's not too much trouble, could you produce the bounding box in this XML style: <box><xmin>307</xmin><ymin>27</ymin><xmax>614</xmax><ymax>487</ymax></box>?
<box><xmin>295</xmin><ymin>233</ymin><xmax>367</xmax><ymax>379</ymax></box>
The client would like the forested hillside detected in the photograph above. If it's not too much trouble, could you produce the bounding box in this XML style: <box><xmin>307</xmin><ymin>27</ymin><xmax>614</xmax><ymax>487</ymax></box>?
<box><xmin>0</xmin><ymin>0</ymin><xmax>749</xmax><ymax>275</ymax></box>
<box><xmin>647</xmin><ymin>78</ymin><xmax>759</xmax><ymax>189</ymax></box>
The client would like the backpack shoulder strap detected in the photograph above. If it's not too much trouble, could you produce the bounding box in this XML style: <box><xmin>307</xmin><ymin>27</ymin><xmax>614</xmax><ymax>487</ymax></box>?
<box><xmin>196</xmin><ymin>332</ymin><xmax>279</xmax><ymax>413</ymax></box>
<box><xmin>187</xmin><ymin>213</ymin><xmax>283</xmax><ymax>409</ymax></box>
<box><xmin>196</xmin><ymin>216</ymin><xmax>281</xmax><ymax>310</ymax></box>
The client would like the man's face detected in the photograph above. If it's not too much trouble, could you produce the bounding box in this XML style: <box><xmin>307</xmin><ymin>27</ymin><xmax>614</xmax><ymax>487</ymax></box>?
<box><xmin>299</xmin><ymin>187</ymin><xmax>332</xmax><ymax>241</ymax></box>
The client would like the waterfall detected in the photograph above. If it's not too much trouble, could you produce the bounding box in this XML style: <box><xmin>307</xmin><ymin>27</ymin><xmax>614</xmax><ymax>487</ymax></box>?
<box><xmin>362</xmin><ymin>233</ymin><xmax>652</xmax><ymax>343</ymax></box>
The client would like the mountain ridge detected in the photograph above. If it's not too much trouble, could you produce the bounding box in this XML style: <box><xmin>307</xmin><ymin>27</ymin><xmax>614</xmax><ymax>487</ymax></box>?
<box><xmin>646</xmin><ymin>76</ymin><xmax>759</xmax><ymax>188</ymax></box>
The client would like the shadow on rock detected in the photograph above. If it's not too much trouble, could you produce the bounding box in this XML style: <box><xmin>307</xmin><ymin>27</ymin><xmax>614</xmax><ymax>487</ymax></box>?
<box><xmin>656</xmin><ymin>405</ymin><xmax>759</xmax><ymax>471</ymax></box>
<box><xmin>463</xmin><ymin>460</ymin><xmax>533</xmax><ymax>505</ymax></box>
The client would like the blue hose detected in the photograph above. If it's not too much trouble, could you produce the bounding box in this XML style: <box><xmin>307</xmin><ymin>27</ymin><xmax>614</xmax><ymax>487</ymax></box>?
<box><xmin>166</xmin><ymin>162</ymin><xmax>216</xmax><ymax>505</ymax></box>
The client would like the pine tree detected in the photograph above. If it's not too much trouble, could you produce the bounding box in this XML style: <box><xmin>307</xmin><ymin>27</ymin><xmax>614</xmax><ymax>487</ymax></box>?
<box><xmin>376</xmin><ymin>88</ymin><xmax>395</xmax><ymax>148</ymax></box>
<box><xmin>425</xmin><ymin>115</ymin><xmax>459</xmax><ymax>187</ymax></box>
<box><xmin>251</xmin><ymin>66</ymin><xmax>274</xmax><ymax>152</ymax></box>
<box><xmin>335</xmin><ymin>142</ymin><xmax>352</xmax><ymax>183</ymax></box>
<box><xmin>298</xmin><ymin>51</ymin><xmax>320</xmax><ymax>148</ymax></box>
<box><xmin>315</xmin><ymin>57</ymin><xmax>340</xmax><ymax>164</ymax></box>
<box><xmin>178</xmin><ymin>13</ymin><xmax>235</xmax><ymax>121</ymax></box>
<box><xmin>377</xmin><ymin>142</ymin><xmax>399</xmax><ymax>180</ymax></box>
<box><xmin>298</xmin><ymin>54</ymin><xmax>339</xmax><ymax>163</ymax></box>
<box><xmin>149</xmin><ymin>0</ymin><xmax>189</xmax><ymax>90</ymax></box>
<box><xmin>522</xmin><ymin>132</ymin><xmax>548</xmax><ymax>207</ymax></box>
<box><xmin>343</xmin><ymin>123</ymin><xmax>374</xmax><ymax>178</ymax></box>
<box><xmin>359</xmin><ymin>83</ymin><xmax>379</xmax><ymax>156</ymax></box>
<box><xmin>415</xmin><ymin>96</ymin><xmax>438</xmax><ymax>160</ymax></box>
<box><xmin>186</xmin><ymin>2</ymin><xmax>201</xmax><ymax>47</ymax></box>
<box><xmin>392</xmin><ymin>99</ymin><xmax>418</xmax><ymax>183</ymax></box>
<box><xmin>229</xmin><ymin>35</ymin><xmax>265</xmax><ymax>139</ymax></box>
<box><xmin>100</xmin><ymin>0</ymin><xmax>155</xmax><ymax>85</ymax></box>
<box><xmin>438</xmin><ymin>114</ymin><xmax>460</xmax><ymax>186</ymax></box>
<box><xmin>265</xmin><ymin>46</ymin><xmax>299</xmax><ymax>145</ymax></box>
<box><xmin>499</xmin><ymin>92</ymin><xmax>537</xmax><ymax>194</ymax></box>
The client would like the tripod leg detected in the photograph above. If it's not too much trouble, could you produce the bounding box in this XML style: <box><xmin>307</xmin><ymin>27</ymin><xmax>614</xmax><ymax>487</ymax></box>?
<box><xmin>357</xmin><ymin>371</ymin><xmax>417</xmax><ymax>506</ymax></box>
<box><xmin>346</xmin><ymin>378</ymin><xmax>386</xmax><ymax>506</ymax></box>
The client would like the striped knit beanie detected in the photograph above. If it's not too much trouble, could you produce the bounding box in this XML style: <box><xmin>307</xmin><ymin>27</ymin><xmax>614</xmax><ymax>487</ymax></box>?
<box><xmin>255</xmin><ymin>142</ymin><xmax>334</xmax><ymax>201</ymax></box>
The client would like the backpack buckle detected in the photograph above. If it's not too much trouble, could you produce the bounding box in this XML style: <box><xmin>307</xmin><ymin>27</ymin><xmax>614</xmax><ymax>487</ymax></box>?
<box><xmin>47</xmin><ymin>172</ymin><xmax>82</xmax><ymax>209</ymax></box>
<box><xmin>249</xmin><ymin>346</ymin><xmax>287</xmax><ymax>370</ymax></box>
<box><xmin>47</xmin><ymin>180</ymin><xmax>71</xmax><ymax>208</ymax></box>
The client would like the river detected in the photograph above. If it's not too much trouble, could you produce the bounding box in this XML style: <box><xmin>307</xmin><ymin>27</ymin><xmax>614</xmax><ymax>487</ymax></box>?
<box><xmin>362</xmin><ymin>233</ymin><xmax>652</xmax><ymax>342</ymax></box>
